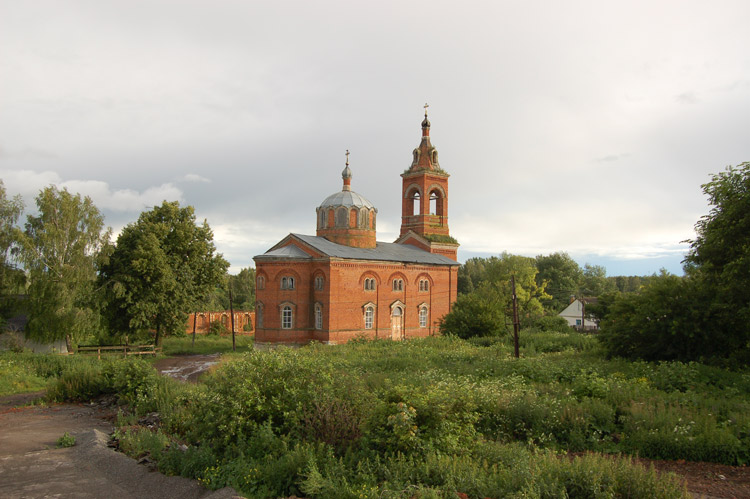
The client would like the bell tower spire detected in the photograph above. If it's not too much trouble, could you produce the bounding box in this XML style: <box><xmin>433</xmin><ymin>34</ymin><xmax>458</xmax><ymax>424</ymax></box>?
<box><xmin>397</xmin><ymin>106</ymin><xmax>458</xmax><ymax>260</ymax></box>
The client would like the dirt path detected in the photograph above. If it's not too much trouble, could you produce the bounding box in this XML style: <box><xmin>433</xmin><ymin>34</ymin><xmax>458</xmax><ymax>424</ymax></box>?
<box><xmin>0</xmin><ymin>396</ymin><xmax>239</xmax><ymax>499</ymax></box>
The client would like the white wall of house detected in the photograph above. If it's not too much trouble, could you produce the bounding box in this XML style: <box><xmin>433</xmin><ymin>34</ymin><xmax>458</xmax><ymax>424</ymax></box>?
<box><xmin>558</xmin><ymin>299</ymin><xmax>597</xmax><ymax>329</ymax></box>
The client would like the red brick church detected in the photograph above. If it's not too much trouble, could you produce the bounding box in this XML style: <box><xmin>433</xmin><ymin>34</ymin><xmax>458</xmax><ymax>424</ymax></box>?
<box><xmin>254</xmin><ymin>109</ymin><xmax>460</xmax><ymax>345</ymax></box>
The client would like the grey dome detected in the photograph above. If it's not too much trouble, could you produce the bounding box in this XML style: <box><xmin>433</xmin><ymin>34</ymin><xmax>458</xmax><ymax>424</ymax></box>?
<box><xmin>319</xmin><ymin>190</ymin><xmax>375</xmax><ymax>209</ymax></box>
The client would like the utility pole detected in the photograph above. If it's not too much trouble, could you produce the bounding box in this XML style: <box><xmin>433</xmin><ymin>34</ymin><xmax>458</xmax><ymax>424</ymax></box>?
<box><xmin>229</xmin><ymin>287</ymin><xmax>236</xmax><ymax>352</ymax></box>
<box><xmin>192</xmin><ymin>312</ymin><xmax>197</xmax><ymax>347</ymax></box>
<box><xmin>511</xmin><ymin>274</ymin><xmax>520</xmax><ymax>359</ymax></box>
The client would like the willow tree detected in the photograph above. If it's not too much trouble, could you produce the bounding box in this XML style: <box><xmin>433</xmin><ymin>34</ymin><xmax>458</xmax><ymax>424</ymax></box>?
<box><xmin>100</xmin><ymin>201</ymin><xmax>228</xmax><ymax>345</ymax></box>
<box><xmin>16</xmin><ymin>186</ymin><xmax>110</xmax><ymax>343</ymax></box>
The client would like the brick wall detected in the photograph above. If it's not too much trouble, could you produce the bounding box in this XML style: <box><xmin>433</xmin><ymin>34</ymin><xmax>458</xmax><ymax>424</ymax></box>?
<box><xmin>185</xmin><ymin>310</ymin><xmax>255</xmax><ymax>335</ymax></box>
<box><xmin>255</xmin><ymin>257</ymin><xmax>457</xmax><ymax>345</ymax></box>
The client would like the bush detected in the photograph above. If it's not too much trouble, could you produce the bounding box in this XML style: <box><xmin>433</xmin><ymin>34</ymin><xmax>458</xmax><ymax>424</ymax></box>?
<box><xmin>439</xmin><ymin>293</ymin><xmax>506</xmax><ymax>339</ymax></box>
<box><xmin>534</xmin><ymin>315</ymin><xmax>570</xmax><ymax>332</ymax></box>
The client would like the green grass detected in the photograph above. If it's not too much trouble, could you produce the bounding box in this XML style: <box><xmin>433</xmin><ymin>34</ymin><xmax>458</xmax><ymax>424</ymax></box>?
<box><xmin>161</xmin><ymin>334</ymin><xmax>254</xmax><ymax>355</ymax></box>
<box><xmin>0</xmin><ymin>353</ymin><xmax>53</xmax><ymax>396</ymax></box>
<box><xmin>7</xmin><ymin>331</ymin><xmax>748</xmax><ymax>497</ymax></box>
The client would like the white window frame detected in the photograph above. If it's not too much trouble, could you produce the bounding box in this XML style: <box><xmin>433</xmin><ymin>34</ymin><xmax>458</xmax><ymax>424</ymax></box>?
<box><xmin>419</xmin><ymin>306</ymin><xmax>428</xmax><ymax>328</ymax></box>
<box><xmin>282</xmin><ymin>305</ymin><xmax>293</xmax><ymax>329</ymax></box>
<box><xmin>314</xmin><ymin>303</ymin><xmax>323</xmax><ymax>330</ymax></box>
<box><xmin>364</xmin><ymin>306</ymin><xmax>374</xmax><ymax>329</ymax></box>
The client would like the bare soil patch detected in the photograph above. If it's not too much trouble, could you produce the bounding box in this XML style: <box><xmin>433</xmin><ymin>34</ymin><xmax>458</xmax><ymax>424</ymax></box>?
<box><xmin>0</xmin><ymin>394</ymin><xmax>239</xmax><ymax>499</ymax></box>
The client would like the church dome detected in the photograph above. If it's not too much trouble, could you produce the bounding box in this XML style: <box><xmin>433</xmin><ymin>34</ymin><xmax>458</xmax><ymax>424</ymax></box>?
<box><xmin>316</xmin><ymin>151</ymin><xmax>377</xmax><ymax>249</ymax></box>
<box><xmin>319</xmin><ymin>190</ymin><xmax>375</xmax><ymax>210</ymax></box>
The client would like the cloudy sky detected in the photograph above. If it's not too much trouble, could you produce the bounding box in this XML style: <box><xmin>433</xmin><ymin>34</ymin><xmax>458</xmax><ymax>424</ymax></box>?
<box><xmin>1</xmin><ymin>1</ymin><xmax>748</xmax><ymax>275</ymax></box>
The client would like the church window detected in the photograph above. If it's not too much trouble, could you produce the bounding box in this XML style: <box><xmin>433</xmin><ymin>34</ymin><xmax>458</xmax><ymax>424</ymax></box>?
<box><xmin>281</xmin><ymin>276</ymin><xmax>295</xmax><ymax>290</ymax></box>
<box><xmin>364</xmin><ymin>278</ymin><xmax>376</xmax><ymax>290</ymax></box>
<box><xmin>419</xmin><ymin>279</ymin><xmax>429</xmax><ymax>292</ymax></box>
<box><xmin>336</xmin><ymin>207</ymin><xmax>348</xmax><ymax>227</ymax></box>
<box><xmin>282</xmin><ymin>306</ymin><xmax>293</xmax><ymax>329</ymax></box>
<box><xmin>314</xmin><ymin>303</ymin><xmax>323</xmax><ymax>330</ymax></box>
<box><xmin>314</xmin><ymin>275</ymin><xmax>324</xmax><ymax>290</ymax></box>
<box><xmin>364</xmin><ymin>306</ymin><xmax>374</xmax><ymax>329</ymax></box>
<box><xmin>359</xmin><ymin>207</ymin><xmax>368</xmax><ymax>228</ymax></box>
<box><xmin>419</xmin><ymin>306</ymin><xmax>428</xmax><ymax>328</ymax></box>
<box><xmin>318</xmin><ymin>209</ymin><xmax>326</xmax><ymax>229</ymax></box>
<box><xmin>392</xmin><ymin>279</ymin><xmax>404</xmax><ymax>291</ymax></box>
<box><xmin>430</xmin><ymin>191</ymin><xmax>438</xmax><ymax>215</ymax></box>
<box><xmin>257</xmin><ymin>276</ymin><xmax>265</xmax><ymax>290</ymax></box>
<box><xmin>412</xmin><ymin>192</ymin><xmax>420</xmax><ymax>215</ymax></box>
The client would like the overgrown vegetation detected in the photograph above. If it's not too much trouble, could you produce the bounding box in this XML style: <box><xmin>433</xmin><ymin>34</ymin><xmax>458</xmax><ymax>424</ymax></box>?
<box><xmin>20</xmin><ymin>332</ymin><xmax>750</xmax><ymax>496</ymax></box>
<box><xmin>595</xmin><ymin>162</ymin><xmax>750</xmax><ymax>365</ymax></box>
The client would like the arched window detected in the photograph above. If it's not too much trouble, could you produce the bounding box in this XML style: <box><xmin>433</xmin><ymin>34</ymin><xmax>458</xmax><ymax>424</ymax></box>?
<box><xmin>412</xmin><ymin>192</ymin><xmax>420</xmax><ymax>215</ymax></box>
<box><xmin>281</xmin><ymin>276</ymin><xmax>295</xmax><ymax>290</ymax></box>
<box><xmin>392</xmin><ymin>278</ymin><xmax>404</xmax><ymax>291</ymax></box>
<box><xmin>281</xmin><ymin>306</ymin><xmax>293</xmax><ymax>329</ymax></box>
<box><xmin>419</xmin><ymin>279</ymin><xmax>429</xmax><ymax>292</ymax></box>
<box><xmin>364</xmin><ymin>306</ymin><xmax>374</xmax><ymax>329</ymax></box>
<box><xmin>430</xmin><ymin>191</ymin><xmax>438</xmax><ymax>215</ymax></box>
<box><xmin>314</xmin><ymin>303</ymin><xmax>323</xmax><ymax>330</ymax></box>
<box><xmin>318</xmin><ymin>209</ymin><xmax>326</xmax><ymax>229</ymax></box>
<box><xmin>314</xmin><ymin>275</ymin><xmax>324</xmax><ymax>290</ymax></box>
<box><xmin>257</xmin><ymin>275</ymin><xmax>265</xmax><ymax>290</ymax></box>
<box><xmin>336</xmin><ymin>207</ymin><xmax>349</xmax><ymax>227</ymax></box>
<box><xmin>256</xmin><ymin>303</ymin><xmax>264</xmax><ymax>328</ymax></box>
<box><xmin>419</xmin><ymin>306</ymin><xmax>428</xmax><ymax>328</ymax></box>
<box><xmin>359</xmin><ymin>207</ymin><xmax>368</xmax><ymax>228</ymax></box>
<box><xmin>364</xmin><ymin>278</ymin><xmax>376</xmax><ymax>291</ymax></box>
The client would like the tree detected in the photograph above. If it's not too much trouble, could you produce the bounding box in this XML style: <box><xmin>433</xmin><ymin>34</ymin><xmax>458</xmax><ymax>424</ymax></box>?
<box><xmin>16</xmin><ymin>186</ymin><xmax>110</xmax><ymax>343</ymax></box>
<box><xmin>439</xmin><ymin>293</ymin><xmax>506</xmax><ymax>339</ymax></box>
<box><xmin>100</xmin><ymin>201</ymin><xmax>228</xmax><ymax>344</ymax></box>
<box><xmin>535</xmin><ymin>252</ymin><xmax>583</xmax><ymax>312</ymax></box>
<box><xmin>0</xmin><ymin>180</ymin><xmax>25</xmax><ymax>319</ymax></box>
<box><xmin>230</xmin><ymin>267</ymin><xmax>256</xmax><ymax>310</ymax></box>
<box><xmin>596</xmin><ymin>274</ymin><xmax>706</xmax><ymax>361</ymax></box>
<box><xmin>581</xmin><ymin>264</ymin><xmax>617</xmax><ymax>297</ymax></box>
<box><xmin>597</xmin><ymin>162</ymin><xmax>750</xmax><ymax>364</ymax></box>
<box><xmin>683</xmin><ymin>162</ymin><xmax>750</xmax><ymax>358</ymax></box>
<box><xmin>478</xmin><ymin>252</ymin><xmax>550</xmax><ymax>327</ymax></box>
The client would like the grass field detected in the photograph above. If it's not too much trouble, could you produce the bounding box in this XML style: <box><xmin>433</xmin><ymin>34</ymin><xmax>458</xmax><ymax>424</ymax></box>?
<box><xmin>4</xmin><ymin>331</ymin><xmax>749</xmax><ymax>497</ymax></box>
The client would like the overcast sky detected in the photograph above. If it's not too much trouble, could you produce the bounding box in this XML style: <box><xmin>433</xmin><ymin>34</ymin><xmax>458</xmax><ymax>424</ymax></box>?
<box><xmin>1</xmin><ymin>0</ymin><xmax>748</xmax><ymax>275</ymax></box>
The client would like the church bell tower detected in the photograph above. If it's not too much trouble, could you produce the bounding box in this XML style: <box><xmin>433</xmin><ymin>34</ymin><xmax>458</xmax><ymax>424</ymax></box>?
<box><xmin>396</xmin><ymin>105</ymin><xmax>458</xmax><ymax>260</ymax></box>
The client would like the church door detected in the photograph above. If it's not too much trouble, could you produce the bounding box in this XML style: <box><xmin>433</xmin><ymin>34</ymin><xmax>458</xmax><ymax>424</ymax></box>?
<box><xmin>391</xmin><ymin>307</ymin><xmax>403</xmax><ymax>340</ymax></box>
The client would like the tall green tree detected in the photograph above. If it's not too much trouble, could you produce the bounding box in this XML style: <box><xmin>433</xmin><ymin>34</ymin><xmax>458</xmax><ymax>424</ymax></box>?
<box><xmin>0</xmin><ymin>180</ymin><xmax>25</xmax><ymax>319</ymax></box>
<box><xmin>477</xmin><ymin>252</ymin><xmax>550</xmax><ymax>327</ymax></box>
<box><xmin>100</xmin><ymin>201</ymin><xmax>228</xmax><ymax>344</ymax></box>
<box><xmin>16</xmin><ymin>186</ymin><xmax>110</xmax><ymax>343</ymax></box>
<box><xmin>581</xmin><ymin>264</ymin><xmax>617</xmax><ymax>297</ymax></box>
<box><xmin>535</xmin><ymin>252</ymin><xmax>583</xmax><ymax>312</ymax></box>
<box><xmin>684</xmin><ymin>161</ymin><xmax>750</xmax><ymax>355</ymax></box>
<box><xmin>230</xmin><ymin>267</ymin><xmax>256</xmax><ymax>310</ymax></box>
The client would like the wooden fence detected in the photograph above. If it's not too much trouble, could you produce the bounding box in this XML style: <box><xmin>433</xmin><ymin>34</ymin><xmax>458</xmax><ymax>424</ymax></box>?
<box><xmin>75</xmin><ymin>344</ymin><xmax>161</xmax><ymax>359</ymax></box>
